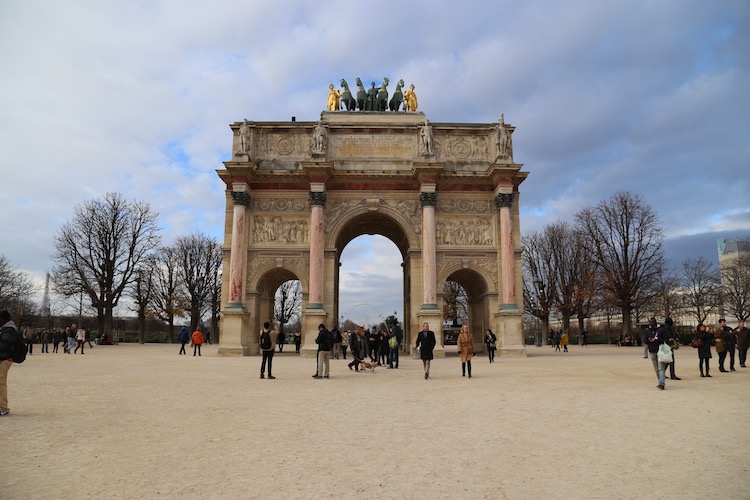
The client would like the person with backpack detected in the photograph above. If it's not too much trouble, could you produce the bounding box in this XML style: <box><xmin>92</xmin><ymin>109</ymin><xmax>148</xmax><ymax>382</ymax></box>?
<box><xmin>259</xmin><ymin>321</ymin><xmax>276</xmax><ymax>379</ymax></box>
<box><xmin>0</xmin><ymin>310</ymin><xmax>25</xmax><ymax>416</ymax></box>
<box><xmin>312</xmin><ymin>323</ymin><xmax>332</xmax><ymax>379</ymax></box>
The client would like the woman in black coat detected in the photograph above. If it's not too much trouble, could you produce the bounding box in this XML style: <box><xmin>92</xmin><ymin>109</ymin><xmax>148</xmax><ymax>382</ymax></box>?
<box><xmin>694</xmin><ymin>324</ymin><xmax>713</xmax><ymax>377</ymax></box>
<box><xmin>485</xmin><ymin>329</ymin><xmax>497</xmax><ymax>363</ymax></box>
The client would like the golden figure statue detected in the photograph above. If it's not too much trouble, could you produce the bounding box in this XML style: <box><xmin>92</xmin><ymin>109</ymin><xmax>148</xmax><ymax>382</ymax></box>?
<box><xmin>327</xmin><ymin>84</ymin><xmax>341</xmax><ymax>111</ymax></box>
<box><xmin>404</xmin><ymin>83</ymin><xmax>418</xmax><ymax>112</ymax></box>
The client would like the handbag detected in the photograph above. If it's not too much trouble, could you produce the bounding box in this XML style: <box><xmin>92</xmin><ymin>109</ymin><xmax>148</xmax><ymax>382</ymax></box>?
<box><xmin>657</xmin><ymin>343</ymin><xmax>673</xmax><ymax>364</ymax></box>
<box><xmin>691</xmin><ymin>339</ymin><xmax>702</xmax><ymax>349</ymax></box>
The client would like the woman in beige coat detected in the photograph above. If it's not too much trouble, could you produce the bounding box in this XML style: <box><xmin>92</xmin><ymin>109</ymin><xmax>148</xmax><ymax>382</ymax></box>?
<box><xmin>457</xmin><ymin>324</ymin><xmax>475</xmax><ymax>378</ymax></box>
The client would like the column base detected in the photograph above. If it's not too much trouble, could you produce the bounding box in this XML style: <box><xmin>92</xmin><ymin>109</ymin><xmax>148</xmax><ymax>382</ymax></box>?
<box><xmin>497</xmin><ymin>345</ymin><xmax>528</xmax><ymax>357</ymax></box>
<box><xmin>217</xmin><ymin>345</ymin><xmax>252</xmax><ymax>356</ymax></box>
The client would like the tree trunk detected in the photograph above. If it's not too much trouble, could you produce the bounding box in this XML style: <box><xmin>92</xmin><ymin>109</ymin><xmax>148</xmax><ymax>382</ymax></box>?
<box><xmin>621</xmin><ymin>306</ymin><xmax>632</xmax><ymax>339</ymax></box>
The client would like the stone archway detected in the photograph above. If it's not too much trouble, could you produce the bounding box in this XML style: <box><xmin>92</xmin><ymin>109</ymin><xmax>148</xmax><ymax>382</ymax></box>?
<box><xmin>440</xmin><ymin>268</ymin><xmax>492</xmax><ymax>354</ymax></box>
<box><xmin>216</xmin><ymin>111</ymin><xmax>528</xmax><ymax>358</ymax></box>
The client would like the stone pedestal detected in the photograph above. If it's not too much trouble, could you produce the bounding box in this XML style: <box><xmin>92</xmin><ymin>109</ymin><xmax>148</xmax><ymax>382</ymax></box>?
<box><xmin>494</xmin><ymin>310</ymin><xmax>527</xmax><ymax>357</ymax></box>
<box><xmin>300</xmin><ymin>308</ymin><xmax>327</xmax><ymax>359</ymax></box>
<box><xmin>218</xmin><ymin>307</ymin><xmax>253</xmax><ymax>356</ymax></box>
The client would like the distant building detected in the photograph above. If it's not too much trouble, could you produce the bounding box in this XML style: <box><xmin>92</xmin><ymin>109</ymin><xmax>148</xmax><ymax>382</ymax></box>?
<box><xmin>717</xmin><ymin>238</ymin><xmax>750</xmax><ymax>268</ymax></box>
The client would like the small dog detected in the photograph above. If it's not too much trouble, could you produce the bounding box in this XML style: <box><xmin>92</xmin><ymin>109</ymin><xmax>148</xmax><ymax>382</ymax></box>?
<box><xmin>355</xmin><ymin>358</ymin><xmax>378</xmax><ymax>372</ymax></box>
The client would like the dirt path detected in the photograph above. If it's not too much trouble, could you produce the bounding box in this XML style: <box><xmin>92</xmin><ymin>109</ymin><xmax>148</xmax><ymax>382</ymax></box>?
<box><xmin>2</xmin><ymin>344</ymin><xmax>748</xmax><ymax>499</ymax></box>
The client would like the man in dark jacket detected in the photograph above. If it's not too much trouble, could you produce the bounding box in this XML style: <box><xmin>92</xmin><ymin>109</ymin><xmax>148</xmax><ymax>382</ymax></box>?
<box><xmin>646</xmin><ymin>317</ymin><xmax>672</xmax><ymax>390</ymax></box>
<box><xmin>736</xmin><ymin>320</ymin><xmax>749</xmax><ymax>368</ymax></box>
<box><xmin>178</xmin><ymin>326</ymin><xmax>189</xmax><ymax>355</ymax></box>
<box><xmin>0</xmin><ymin>310</ymin><xmax>22</xmax><ymax>416</ymax></box>
<box><xmin>415</xmin><ymin>322</ymin><xmax>437</xmax><ymax>379</ymax></box>
<box><xmin>347</xmin><ymin>326</ymin><xmax>368</xmax><ymax>371</ymax></box>
<box><xmin>313</xmin><ymin>324</ymin><xmax>332</xmax><ymax>379</ymax></box>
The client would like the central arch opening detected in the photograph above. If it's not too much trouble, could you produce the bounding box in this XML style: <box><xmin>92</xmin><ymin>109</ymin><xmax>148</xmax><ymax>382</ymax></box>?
<box><xmin>334</xmin><ymin>212</ymin><xmax>409</xmax><ymax>338</ymax></box>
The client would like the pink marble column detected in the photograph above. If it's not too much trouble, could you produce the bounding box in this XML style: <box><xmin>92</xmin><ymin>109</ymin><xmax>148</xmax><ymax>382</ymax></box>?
<box><xmin>308</xmin><ymin>191</ymin><xmax>327</xmax><ymax>308</ymax></box>
<box><xmin>495</xmin><ymin>192</ymin><xmax>517</xmax><ymax>308</ymax></box>
<box><xmin>420</xmin><ymin>192</ymin><xmax>438</xmax><ymax>307</ymax></box>
<box><xmin>228</xmin><ymin>189</ymin><xmax>250</xmax><ymax>305</ymax></box>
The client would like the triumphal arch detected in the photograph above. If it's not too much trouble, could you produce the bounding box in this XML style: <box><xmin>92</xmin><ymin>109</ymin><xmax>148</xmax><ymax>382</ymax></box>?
<box><xmin>216</xmin><ymin>104</ymin><xmax>528</xmax><ymax>358</ymax></box>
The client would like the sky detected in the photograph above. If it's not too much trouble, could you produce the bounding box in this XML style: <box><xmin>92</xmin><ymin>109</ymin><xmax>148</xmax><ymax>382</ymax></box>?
<box><xmin>1</xmin><ymin>1</ymin><xmax>748</xmax><ymax>326</ymax></box>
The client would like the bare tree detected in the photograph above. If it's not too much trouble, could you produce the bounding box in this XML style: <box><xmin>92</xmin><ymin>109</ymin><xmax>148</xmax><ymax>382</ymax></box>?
<box><xmin>51</xmin><ymin>192</ymin><xmax>160</xmax><ymax>336</ymax></box>
<box><xmin>546</xmin><ymin>221</ymin><xmax>581</xmax><ymax>333</ymax></box>
<box><xmin>150</xmin><ymin>245</ymin><xmax>185</xmax><ymax>343</ymax></box>
<box><xmin>175</xmin><ymin>233</ymin><xmax>222</xmax><ymax>332</ymax></box>
<box><xmin>647</xmin><ymin>261</ymin><xmax>682</xmax><ymax>320</ymax></box>
<box><xmin>442</xmin><ymin>281</ymin><xmax>468</xmax><ymax>326</ymax></box>
<box><xmin>522</xmin><ymin>229</ymin><xmax>557</xmax><ymax>341</ymax></box>
<box><xmin>720</xmin><ymin>253</ymin><xmax>750</xmax><ymax>321</ymax></box>
<box><xmin>130</xmin><ymin>256</ymin><xmax>157</xmax><ymax>344</ymax></box>
<box><xmin>575</xmin><ymin>191</ymin><xmax>665</xmax><ymax>338</ymax></box>
<box><xmin>0</xmin><ymin>254</ymin><xmax>36</xmax><ymax>311</ymax></box>
<box><xmin>681</xmin><ymin>257</ymin><xmax>720</xmax><ymax>325</ymax></box>
<box><xmin>274</xmin><ymin>280</ymin><xmax>302</xmax><ymax>335</ymax></box>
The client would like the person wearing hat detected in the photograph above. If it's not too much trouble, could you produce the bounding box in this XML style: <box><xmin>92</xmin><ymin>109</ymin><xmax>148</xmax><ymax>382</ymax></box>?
<box><xmin>0</xmin><ymin>310</ymin><xmax>21</xmax><ymax>415</ymax></box>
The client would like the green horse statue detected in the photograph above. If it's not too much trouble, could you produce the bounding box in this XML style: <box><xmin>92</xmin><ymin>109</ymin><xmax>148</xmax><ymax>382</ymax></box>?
<box><xmin>377</xmin><ymin>77</ymin><xmax>389</xmax><ymax>112</ymax></box>
<box><xmin>389</xmin><ymin>79</ymin><xmax>404</xmax><ymax>111</ymax></box>
<box><xmin>339</xmin><ymin>79</ymin><xmax>357</xmax><ymax>111</ymax></box>
<box><xmin>355</xmin><ymin>77</ymin><xmax>366</xmax><ymax>111</ymax></box>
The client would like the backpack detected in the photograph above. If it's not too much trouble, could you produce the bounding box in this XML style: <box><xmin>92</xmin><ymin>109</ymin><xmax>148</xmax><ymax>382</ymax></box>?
<box><xmin>259</xmin><ymin>330</ymin><xmax>272</xmax><ymax>350</ymax></box>
<box><xmin>12</xmin><ymin>330</ymin><xmax>26</xmax><ymax>364</ymax></box>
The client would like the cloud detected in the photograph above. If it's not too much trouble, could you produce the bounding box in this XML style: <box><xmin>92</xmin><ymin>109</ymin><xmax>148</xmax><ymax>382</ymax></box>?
<box><xmin>1</xmin><ymin>0</ymin><xmax>748</xmax><ymax>321</ymax></box>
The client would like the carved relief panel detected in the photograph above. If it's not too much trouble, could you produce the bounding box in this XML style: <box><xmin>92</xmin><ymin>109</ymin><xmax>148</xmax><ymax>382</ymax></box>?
<box><xmin>436</xmin><ymin>218</ymin><xmax>494</xmax><ymax>246</ymax></box>
<box><xmin>253</xmin><ymin>216</ymin><xmax>309</xmax><ymax>244</ymax></box>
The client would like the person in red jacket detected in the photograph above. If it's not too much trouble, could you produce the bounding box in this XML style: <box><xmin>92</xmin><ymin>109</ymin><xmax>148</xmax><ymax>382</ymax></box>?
<box><xmin>191</xmin><ymin>326</ymin><xmax>204</xmax><ymax>357</ymax></box>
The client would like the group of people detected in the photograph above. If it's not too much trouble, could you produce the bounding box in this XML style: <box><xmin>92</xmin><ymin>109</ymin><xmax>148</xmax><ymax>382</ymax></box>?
<box><xmin>14</xmin><ymin>324</ymin><xmax>94</xmax><ymax>355</ymax></box>
<box><xmin>692</xmin><ymin>318</ymin><xmax>748</xmax><ymax>376</ymax></box>
<box><xmin>644</xmin><ymin>316</ymin><xmax>749</xmax><ymax>390</ymax></box>
<box><xmin>259</xmin><ymin>321</ymin><xmax>498</xmax><ymax>381</ymax></box>
<box><xmin>177</xmin><ymin>326</ymin><xmax>206</xmax><ymax>356</ymax></box>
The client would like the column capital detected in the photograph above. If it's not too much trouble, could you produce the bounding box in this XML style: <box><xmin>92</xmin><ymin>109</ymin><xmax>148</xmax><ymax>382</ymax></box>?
<box><xmin>494</xmin><ymin>192</ymin><xmax>514</xmax><ymax>210</ymax></box>
<box><xmin>231</xmin><ymin>190</ymin><xmax>251</xmax><ymax>206</ymax></box>
<box><xmin>419</xmin><ymin>192</ymin><xmax>437</xmax><ymax>207</ymax></box>
<box><xmin>309</xmin><ymin>191</ymin><xmax>327</xmax><ymax>207</ymax></box>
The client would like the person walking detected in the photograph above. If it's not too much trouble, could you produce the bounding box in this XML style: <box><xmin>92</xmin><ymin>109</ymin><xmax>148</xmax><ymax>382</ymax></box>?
<box><xmin>191</xmin><ymin>326</ymin><xmax>204</xmax><ymax>356</ymax></box>
<box><xmin>340</xmin><ymin>330</ymin><xmax>350</xmax><ymax>360</ymax></box>
<box><xmin>664</xmin><ymin>318</ymin><xmax>681</xmax><ymax>380</ymax></box>
<box><xmin>331</xmin><ymin>325</ymin><xmax>342</xmax><ymax>359</ymax></box>
<box><xmin>65</xmin><ymin>323</ymin><xmax>76</xmax><ymax>354</ymax></box>
<box><xmin>736</xmin><ymin>320</ymin><xmax>749</xmax><ymax>368</ymax></box>
<box><xmin>485</xmin><ymin>329</ymin><xmax>497</xmax><ymax>363</ymax></box>
<box><xmin>560</xmin><ymin>331</ymin><xmax>569</xmax><ymax>352</ymax></box>
<box><xmin>178</xmin><ymin>326</ymin><xmax>189</xmax><ymax>355</ymax></box>
<box><xmin>694</xmin><ymin>324</ymin><xmax>713</xmax><ymax>377</ymax></box>
<box><xmin>457</xmin><ymin>324</ymin><xmax>475</xmax><ymax>378</ymax></box>
<box><xmin>415</xmin><ymin>322</ymin><xmax>436</xmax><ymax>379</ymax></box>
<box><xmin>645</xmin><ymin>317</ymin><xmax>671</xmax><ymax>390</ymax></box>
<box><xmin>313</xmin><ymin>324</ymin><xmax>332</xmax><ymax>379</ymax></box>
<box><xmin>22</xmin><ymin>325</ymin><xmax>34</xmax><ymax>356</ymax></box>
<box><xmin>74</xmin><ymin>326</ymin><xmax>86</xmax><ymax>354</ymax></box>
<box><xmin>276</xmin><ymin>329</ymin><xmax>286</xmax><ymax>353</ymax></box>
<box><xmin>0</xmin><ymin>310</ymin><xmax>23</xmax><ymax>416</ymax></box>
<box><xmin>41</xmin><ymin>329</ymin><xmax>50</xmax><ymax>353</ymax></box>
<box><xmin>387</xmin><ymin>330</ymin><xmax>399</xmax><ymax>369</ymax></box>
<box><xmin>724</xmin><ymin>320</ymin><xmax>737</xmax><ymax>372</ymax></box>
<box><xmin>348</xmin><ymin>327</ymin><xmax>367</xmax><ymax>371</ymax></box>
<box><xmin>715</xmin><ymin>319</ymin><xmax>730</xmax><ymax>372</ymax></box>
<box><xmin>294</xmin><ymin>331</ymin><xmax>302</xmax><ymax>353</ymax></box>
<box><xmin>52</xmin><ymin>329</ymin><xmax>61</xmax><ymax>353</ymax></box>
<box><xmin>259</xmin><ymin>321</ymin><xmax>275</xmax><ymax>379</ymax></box>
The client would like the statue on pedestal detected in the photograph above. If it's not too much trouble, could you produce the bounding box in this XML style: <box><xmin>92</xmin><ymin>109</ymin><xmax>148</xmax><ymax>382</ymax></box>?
<box><xmin>495</xmin><ymin>114</ymin><xmax>512</xmax><ymax>160</ymax></box>
<box><xmin>327</xmin><ymin>84</ymin><xmax>341</xmax><ymax>111</ymax></box>
<box><xmin>311</xmin><ymin>122</ymin><xmax>327</xmax><ymax>156</ymax></box>
<box><xmin>420</xmin><ymin>120</ymin><xmax>434</xmax><ymax>157</ymax></box>
<box><xmin>404</xmin><ymin>84</ymin><xmax>418</xmax><ymax>112</ymax></box>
